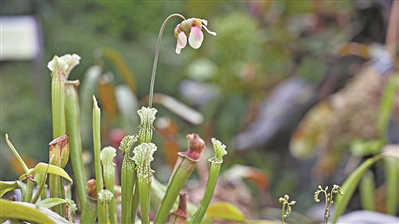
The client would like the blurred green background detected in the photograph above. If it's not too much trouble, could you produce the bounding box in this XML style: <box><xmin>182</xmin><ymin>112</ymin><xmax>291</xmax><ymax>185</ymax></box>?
<box><xmin>1</xmin><ymin>0</ymin><xmax>395</xmax><ymax>219</ymax></box>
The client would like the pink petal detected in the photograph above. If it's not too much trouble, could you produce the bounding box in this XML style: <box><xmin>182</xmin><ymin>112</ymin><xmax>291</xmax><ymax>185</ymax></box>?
<box><xmin>188</xmin><ymin>26</ymin><xmax>204</xmax><ymax>49</ymax></box>
<box><xmin>176</xmin><ymin>32</ymin><xmax>187</xmax><ymax>54</ymax></box>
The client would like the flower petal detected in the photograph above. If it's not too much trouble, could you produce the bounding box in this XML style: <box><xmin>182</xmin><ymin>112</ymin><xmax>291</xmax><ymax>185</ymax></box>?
<box><xmin>176</xmin><ymin>32</ymin><xmax>187</xmax><ymax>54</ymax></box>
<box><xmin>188</xmin><ymin>26</ymin><xmax>204</xmax><ymax>49</ymax></box>
<box><xmin>200</xmin><ymin>19</ymin><xmax>208</xmax><ymax>26</ymax></box>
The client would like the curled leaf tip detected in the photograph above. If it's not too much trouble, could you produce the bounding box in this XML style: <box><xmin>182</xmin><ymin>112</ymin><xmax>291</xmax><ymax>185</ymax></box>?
<box><xmin>132</xmin><ymin>143</ymin><xmax>157</xmax><ymax>182</ymax></box>
<box><xmin>179</xmin><ymin>133</ymin><xmax>205</xmax><ymax>161</ymax></box>
<box><xmin>47</xmin><ymin>55</ymin><xmax>68</xmax><ymax>73</ymax></box>
<box><xmin>210</xmin><ymin>138</ymin><xmax>227</xmax><ymax>163</ymax></box>
<box><xmin>119</xmin><ymin>135</ymin><xmax>138</xmax><ymax>154</ymax></box>
<box><xmin>98</xmin><ymin>189</ymin><xmax>113</xmax><ymax>202</ymax></box>
<box><xmin>137</xmin><ymin>107</ymin><xmax>158</xmax><ymax>143</ymax></box>
<box><xmin>49</xmin><ymin>135</ymin><xmax>69</xmax><ymax>147</ymax></box>
<box><xmin>100</xmin><ymin>146</ymin><xmax>117</xmax><ymax>166</ymax></box>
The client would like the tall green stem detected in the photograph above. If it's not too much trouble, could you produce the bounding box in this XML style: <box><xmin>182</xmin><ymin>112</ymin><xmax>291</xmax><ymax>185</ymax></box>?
<box><xmin>191</xmin><ymin>138</ymin><xmax>227</xmax><ymax>223</ymax></box>
<box><xmin>65</xmin><ymin>80</ymin><xmax>87</xmax><ymax>209</ymax></box>
<box><xmin>49</xmin><ymin>55</ymin><xmax>67</xmax><ymax>216</ymax></box>
<box><xmin>119</xmin><ymin>135</ymin><xmax>138</xmax><ymax>224</ymax></box>
<box><xmin>148</xmin><ymin>13</ymin><xmax>185</xmax><ymax>108</ymax></box>
<box><xmin>100</xmin><ymin>147</ymin><xmax>117</xmax><ymax>224</ymax></box>
<box><xmin>154</xmin><ymin>134</ymin><xmax>205</xmax><ymax>223</ymax></box>
<box><xmin>132</xmin><ymin>143</ymin><xmax>157</xmax><ymax>224</ymax></box>
<box><xmin>93</xmin><ymin>97</ymin><xmax>104</xmax><ymax>196</ymax></box>
<box><xmin>50</xmin><ymin>56</ymin><xmax>66</xmax><ymax>139</ymax></box>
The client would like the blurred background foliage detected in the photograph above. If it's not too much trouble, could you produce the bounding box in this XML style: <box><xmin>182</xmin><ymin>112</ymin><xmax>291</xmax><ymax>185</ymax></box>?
<box><xmin>1</xmin><ymin>0</ymin><xmax>397</xmax><ymax>219</ymax></box>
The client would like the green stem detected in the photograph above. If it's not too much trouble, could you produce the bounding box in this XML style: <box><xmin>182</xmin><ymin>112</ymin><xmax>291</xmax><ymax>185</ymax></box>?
<box><xmin>93</xmin><ymin>96</ymin><xmax>104</xmax><ymax>193</ymax></box>
<box><xmin>49</xmin><ymin>55</ymin><xmax>67</xmax><ymax>216</ymax></box>
<box><xmin>191</xmin><ymin>138</ymin><xmax>226</xmax><ymax>223</ymax></box>
<box><xmin>281</xmin><ymin>203</ymin><xmax>285</xmax><ymax>224</ymax></box>
<box><xmin>148</xmin><ymin>13</ymin><xmax>185</xmax><ymax>108</ymax></box>
<box><xmin>384</xmin><ymin>157</ymin><xmax>398</xmax><ymax>215</ymax></box>
<box><xmin>137</xmin><ymin>176</ymin><xmax>151</xmax><ymax>224</ymax></box>
<box><xmin>51</xmin><ymin>56</ymin><xmax>66</xmax><ymax>139</ymax></box>
<box><xmin>79</xmin><ymin>197</ymin><xmax>97</xmax><ymax>224</ymax></box>
<box><xmin>65</xmin><ymin>81</ymin><xmax>87</xmax><ymax>209</ymax></box>
<box><xmin>98</xmin><ymin>189</ymin><xmax>113</xmax><ymax>224</ymax></box>
<box><xmin>119</xmin><ymin>135</ymin><xmax>138</xmax><ymax>224</ymax></box>
<box><xmin>153</xmin><ymin>156</ymin><xmax>197</xmax><ymax>223</ymax></box>
<box><xmin>131</xmin><ymin>181</ymin><xmax>139</xmax><ymax>223</ymax></box>
<box><xmin>121</xmin><ymin>156</ymin><xmax>135</xmax><ymax>224</ymax></box>
<box><xmin>324</xmin><ymin>192</ymin><xmax>329</xmax><ymax>224</ymax></box>
<box><xmin>5</xmin><ymin>134</ymin><xmax>29</xmax><ymax>174</ymax></box>
<box><xmin>31</xmin><ymin>173</ymin><xmax>48</xmax><ymax>204</ymax></box>
<box><xmin>23</xmin><ymin>179</ymin><xmax>35</xmax><ymax>203</ymax></box>
<box><xmin>132</xmin><ymin>143</ymin><xmax>157</xmax><ymax>224</ymax></box>
<box><xmin>48</xmin><ymin>135</ymin><xmax>69</xmax><ymax>217</ymax></box>
<box><xmin>191</xmin><ymin>163</ymin><xmax>220</xmax><ymax>223</ymax></box>
<box><xmin>101</xmin><ymin>147</ymin><xmax>117</xmax><ymax>224</ymax></box>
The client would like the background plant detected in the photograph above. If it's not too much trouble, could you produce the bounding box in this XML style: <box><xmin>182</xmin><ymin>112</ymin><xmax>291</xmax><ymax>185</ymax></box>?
<box><xmin>1</xmin><ymin>1</ymin><xmax>398</xmax><ymax>222</ymax></box>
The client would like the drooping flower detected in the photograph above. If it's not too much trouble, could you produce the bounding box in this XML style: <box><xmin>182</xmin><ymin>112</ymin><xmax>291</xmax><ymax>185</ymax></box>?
<box><xmin>174</xmin><ymin>18</ymin><xmax>216</xmax><ymax>54</ymax></box>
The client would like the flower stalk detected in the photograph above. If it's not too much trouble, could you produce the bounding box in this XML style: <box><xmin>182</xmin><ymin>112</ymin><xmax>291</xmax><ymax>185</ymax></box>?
<box><xmin>279</xmin><ymin>194</ymin><xmax>296</xmax><ymax>224</ymax></box>
<box><xmin>154</xmin><ymin>133</ymin><xmax>205</xmax><ymax>224</ymax></box>
<box><xmin>191</xmin><ymin>138</ymin><xmax>227</xmax><ymax>223</ymax></box>
<box><xmin>100</xmin><ymin>147</ymin><xmax>117</xmax><ymax>224</ymax></box>
<box><xmin>119</xmin><ymin>135</ymin><xmax>138</xmax><ymax>224</ymax></box>
<box><xmin>314</xmin><ymin>185</ymin><xmax>344</xmax><ymax>224</ymax></box>
<box><xmin>148</xmin><ymin>13</ymin><xmax>186</xmax><ymax>108</ymax></box>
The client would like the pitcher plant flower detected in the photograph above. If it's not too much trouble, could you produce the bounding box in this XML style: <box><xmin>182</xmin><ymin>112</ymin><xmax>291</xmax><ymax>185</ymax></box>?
<box><xmin>174</xmin><ymin>18</ymin><xmax>217</xmax><ymax>54</ymax></box>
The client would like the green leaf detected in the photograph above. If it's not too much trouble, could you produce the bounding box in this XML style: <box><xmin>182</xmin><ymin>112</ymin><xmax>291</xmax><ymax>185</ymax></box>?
<box><xmin>36</xmin><ymin>198</ymin><xmax>70</xmax><ymax>209</ymax></box>
<box><xmin>331</xmin><ymin>154</ymin><xmax>384</xmax><ymax>223</ymax></box>
<box><xmin>0</xmin><ymin>181</ymin><xmax>19</xmax><ymax>197</ymax></box>
<box><xmin>377</xmin><ymin>73</ymin><xmax>398</xmax><ymax>138</ymax></box>
<box><xmin>205</xmin><ymin>202</ymin><xmax>246</xmax><ymax>223</ymax></box>
<box><xmin>0</xmin><ymin>199</ymin><xmax>70</xmax><ymax>223</ymax></box>
<box><xmin>384</xmin><ymin>156</ymin><xmax>398</xmax><ymax>215</ymax></box>
<box><xmin>19</xmin><ymin>162</ymin><xmax>73</xmax><ymax>183</ymax></box>
<box><xmin>359</xmin><ymin>170</ymin><xmax>375</xmax><ymax>211</ymax></box>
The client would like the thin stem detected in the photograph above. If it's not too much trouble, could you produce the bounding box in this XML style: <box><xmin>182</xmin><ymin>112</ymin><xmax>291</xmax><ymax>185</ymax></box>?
<box><xmin>148</xmin><ymin>13</ymin><xmax>185</xmax><ymax>108</ymax></box>
<box><xmin>281</xmin><ymin>203</ymin><xmax>285</xmax><ymax>224</ymax></box>
<box><xmin>5</xmin><ymin>134</ymin><xmax>29</xmax><ymax>174</ymax></box>
<box><xmin>324</xmin><ymin>192</ymin><xmax>328</xmax><ymax>224</ymax></box>
<box><xmin>93</xmin><ymin>96</ymin><xmax>104</xmax><ymax>196</ymax></box>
